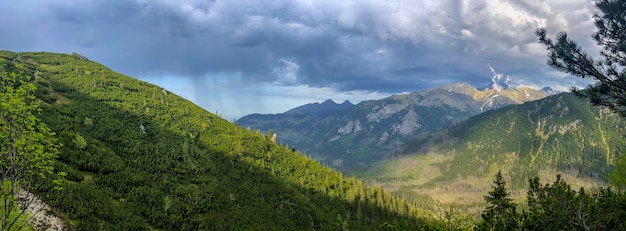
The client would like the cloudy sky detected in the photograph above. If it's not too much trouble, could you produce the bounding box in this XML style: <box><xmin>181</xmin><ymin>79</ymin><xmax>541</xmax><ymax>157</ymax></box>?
<box><xmin>0</xmin><ymin>0</ymin><xmax>601</xmax><ymax>120</ymax></box>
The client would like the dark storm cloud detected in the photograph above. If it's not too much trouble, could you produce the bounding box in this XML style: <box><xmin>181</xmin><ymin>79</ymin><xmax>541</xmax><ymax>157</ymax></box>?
<box><xmin>0</xmin><ymin>0</ymin><xmax>599</xmax><ymax>93</ymax></box>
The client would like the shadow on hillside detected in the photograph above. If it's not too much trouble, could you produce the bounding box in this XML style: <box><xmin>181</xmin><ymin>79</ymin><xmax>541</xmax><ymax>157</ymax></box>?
<box><xmin>27</xmin><ymin>67</ymin><xmax>428</xmax><ymax>230</ymax></box>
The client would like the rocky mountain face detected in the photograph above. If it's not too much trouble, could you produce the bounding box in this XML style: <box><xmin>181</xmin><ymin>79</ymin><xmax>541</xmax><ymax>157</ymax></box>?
<box><xmin>237</xmin><ymin>83</ymin><xmax>551</xmax><ymax>171</ymax></box>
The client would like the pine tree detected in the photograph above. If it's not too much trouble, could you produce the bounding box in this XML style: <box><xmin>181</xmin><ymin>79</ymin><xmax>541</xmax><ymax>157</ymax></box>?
<box><xmin>522</xmin><ymin>175</ymin><xmax>598</xmax><ymax>230</ymax></box>
<box><xmin>536</xmin><ymin>0</ymin><xmax>626</xmax><ymax>116</ymax></box>
<box><xmin>476</xmin><ymin>170</ymin><xmax>518</xmax><ymax>231</ymax></box>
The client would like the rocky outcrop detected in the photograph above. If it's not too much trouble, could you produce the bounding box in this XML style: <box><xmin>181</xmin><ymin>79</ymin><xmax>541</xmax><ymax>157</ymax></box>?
<box><xmin>19</xmin><ymin>189</ymin><xmax>67</xmax><ymax>231</ymax></box>
<box><xmin>366</xmin><ymin>104</ymin><xmax>406</xmax><ymax>122</ymax></box>
<box><xmin>338</xmin><ymin>120</ymin><xmax>362</xmax><ymax>135</ymax></box>
<box><xmin>393</xmin><ymin>111</ymin><xmax>420</xmax><ymax>137</ymax></box>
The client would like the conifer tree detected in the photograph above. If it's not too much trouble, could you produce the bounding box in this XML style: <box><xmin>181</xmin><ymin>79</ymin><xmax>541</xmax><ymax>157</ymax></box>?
<box><xmin>476</xmin><ymin>170</ymin><xmax>518</xmax><ymax>231</ymax></box>
<box><xmin>522</xmin><ymin>175</ymin><xmax>595</xmax><ymax>230</ymax></box>
<box><xmin>536</xmin><ymin>0</ymin><xmax>626</xmax><ymax>117</ymax></box>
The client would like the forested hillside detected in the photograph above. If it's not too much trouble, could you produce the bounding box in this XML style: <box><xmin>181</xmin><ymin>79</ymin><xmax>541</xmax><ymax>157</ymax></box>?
<box><xmin>400</xmin><ymin>93</ymin><xmax>626</xmax><ymax>184</ymax></box>
<box><xmin>0</xmin><ymin>51</ymin><xmax>434</xmax><ymax>230</ymax></box>
<box><xmin>359</xmin><ymin>93</ymin><xmax>626</xmax><ymax>215</ymax></box>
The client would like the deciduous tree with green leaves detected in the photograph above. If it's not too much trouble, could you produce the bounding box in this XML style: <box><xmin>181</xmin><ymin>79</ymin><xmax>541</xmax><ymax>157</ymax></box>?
<box><xmin>536</xmin><ymin>0</ymin><xmax>626</xmax><ymax>187</ymax></box>
<box><xmin>0</xmin><ymin>72</ymin><xmax>62</xmax><ymax>230</ymax></box>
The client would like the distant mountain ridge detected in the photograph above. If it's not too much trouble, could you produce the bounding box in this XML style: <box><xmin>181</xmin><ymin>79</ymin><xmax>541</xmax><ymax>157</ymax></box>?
<box><xmin>441</xmin><ymin>83</ymin><xmax>551</xmax><ymax>112</ymax></box>
<box><xmin>285</xmin><ymin>99</ymin><xmax>354</xmax><ymax>115</ymax></box>
<box><xmin>238</xmin><ymin>82</ymin><xmax>553</xmax><ymax>171</ymax></box>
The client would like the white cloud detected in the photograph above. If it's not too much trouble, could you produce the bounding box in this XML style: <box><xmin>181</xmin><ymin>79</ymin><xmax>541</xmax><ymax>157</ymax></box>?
<box><xmin>460</xmin><ymin>29</ymin><xmax>474</xmax><ymax>39</ymax></box>
<box><xmin>273</xmin><ymin>58</ymin><xmax>300</xmax><ymax>84</ymax></box>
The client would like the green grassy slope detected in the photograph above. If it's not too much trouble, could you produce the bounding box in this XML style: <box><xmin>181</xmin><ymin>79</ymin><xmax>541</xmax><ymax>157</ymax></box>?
<box><xmin>0</xmin><ymin>51</ymin><xmax>433</xmax><ymax>230</ymax></box>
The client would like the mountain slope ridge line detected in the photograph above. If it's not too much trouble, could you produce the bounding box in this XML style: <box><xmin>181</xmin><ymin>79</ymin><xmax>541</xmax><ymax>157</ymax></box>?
<box><xmin>0</xmin><ymin>50</ymin><xmax>433</xmax><ymax>230</ymax></box>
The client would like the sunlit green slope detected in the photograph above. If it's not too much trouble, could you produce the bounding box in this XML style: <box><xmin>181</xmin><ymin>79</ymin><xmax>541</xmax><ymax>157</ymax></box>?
<box><xmin>0</xmin><ymin>51</ymin><xmax>434</xmax><ymax>230</ymax></box>
<box><xmin>400</xmin><ymin>93</ymin><xmax>626</xmax><ymax>184</ymax></box>
<box><xmin>359</xmin><ymin>93</ymin><xmax>626</xmax><ymax>215</ymax></box>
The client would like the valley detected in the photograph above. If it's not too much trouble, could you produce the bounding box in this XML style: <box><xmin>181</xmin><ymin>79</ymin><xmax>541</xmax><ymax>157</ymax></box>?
<box><xmin>240</xmin><ymin>87</ymin><xmax>626</xmax><ymax>217</ymax></box>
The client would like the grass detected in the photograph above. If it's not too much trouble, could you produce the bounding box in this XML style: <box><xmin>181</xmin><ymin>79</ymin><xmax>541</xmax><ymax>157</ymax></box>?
<box><xmin>81</xmin><ymin>171</ymin><xmax>96</xmax><ymax>184</ymax></box>
<box><xmin>355</xmin><ymin>151</ymin><xmax>609</xmax><ymax>219</ymax></box>
<box><xmin>357</xmin><ymin>152</ymin><xmax>452</xmax><ymax>182</ymax></box>
<box><xmin>337</xmin><ymin>134</ymin><xmax>354</xmax><ymax>146</ymax></box>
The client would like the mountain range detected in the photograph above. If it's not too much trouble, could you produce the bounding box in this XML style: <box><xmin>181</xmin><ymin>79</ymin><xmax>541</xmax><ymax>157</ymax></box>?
<box><xmin>238</xmin><ymin>82</ymin><xmax>553</xmax><ymax>171</ymax></box>
<box><xmin>238</xmin><ymin>77</ymin><xmax>626</xmax><ymax>217</ymax></box>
